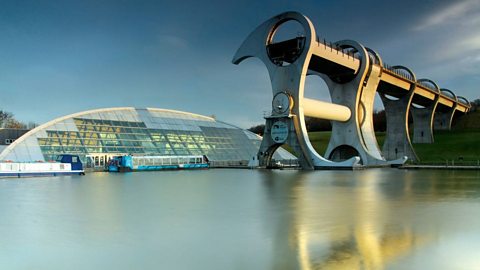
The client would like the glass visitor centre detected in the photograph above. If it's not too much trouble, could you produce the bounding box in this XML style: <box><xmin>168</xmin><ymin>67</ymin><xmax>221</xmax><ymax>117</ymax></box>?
<box><xmin>0</xmin><ymin>107</ymin><xmax>294</xmax><ymax>168</ymax></box>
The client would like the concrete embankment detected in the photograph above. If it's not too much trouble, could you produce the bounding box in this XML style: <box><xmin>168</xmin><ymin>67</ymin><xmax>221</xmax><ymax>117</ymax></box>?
<box><xmin>400</xmin><ymin>165</ymin><xmax>480</xmax><ymax>170</ymax></box>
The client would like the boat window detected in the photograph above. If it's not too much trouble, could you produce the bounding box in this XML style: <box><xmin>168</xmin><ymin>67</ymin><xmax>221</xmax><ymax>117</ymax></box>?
<box><xmin>56</xmin><ymin>156</ymin><xmax>63</xmax><ymax>162</ymax></box>
<box><xmin>72</xmin><ymin>156</ymin><xmax>78</xmax><ymax>163</ymax></box>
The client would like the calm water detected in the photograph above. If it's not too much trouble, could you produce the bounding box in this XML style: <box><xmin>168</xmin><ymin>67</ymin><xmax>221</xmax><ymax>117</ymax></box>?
<box><xmin>1</xmin><ymin>169</ymin><xmax>480</xmax><ymax>270</ymax></box>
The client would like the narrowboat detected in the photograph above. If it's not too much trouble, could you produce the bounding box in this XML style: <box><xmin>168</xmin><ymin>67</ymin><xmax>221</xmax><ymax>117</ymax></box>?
<box><xmin>108</xmin><ymin>155</ymin><xmax>209</xmax><ymax>172</ymax></box>
<box><xmin>0</xmin><ymin>154</ymin><xmax>85</xmax><ymax>178</ymax></box>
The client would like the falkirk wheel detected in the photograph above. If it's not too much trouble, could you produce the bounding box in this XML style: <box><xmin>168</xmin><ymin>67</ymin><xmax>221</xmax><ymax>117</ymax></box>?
<box><xmin>232</xmin><ymin>12</ymin><xmax>470</xmax><ymax>169</ymax></box>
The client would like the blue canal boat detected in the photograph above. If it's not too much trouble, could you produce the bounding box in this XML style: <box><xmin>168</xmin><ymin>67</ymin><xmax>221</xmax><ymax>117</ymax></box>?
<box><xmin>107</xmin><ymin>155</ymin><xmax>209</xmax><ymax>172</ymax></box>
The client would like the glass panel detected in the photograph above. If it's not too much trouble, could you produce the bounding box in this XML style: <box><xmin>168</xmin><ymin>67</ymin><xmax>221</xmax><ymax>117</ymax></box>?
<box><xmin>35</xmin><ymin>112</ymin><xmax>268</xmax><ymax>163</ymax></box>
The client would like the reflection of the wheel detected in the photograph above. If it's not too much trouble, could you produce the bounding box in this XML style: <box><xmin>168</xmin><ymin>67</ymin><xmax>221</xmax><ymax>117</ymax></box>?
<box><xmin>260</xmin><ymin>170</ymin><xmax>435</xmax><ymax>270</ymax></box>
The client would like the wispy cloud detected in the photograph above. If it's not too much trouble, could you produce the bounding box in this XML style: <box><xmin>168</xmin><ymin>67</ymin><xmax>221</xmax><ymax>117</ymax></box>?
<box><xmin>414</xmin><ymin>0</ymin><xmax>480</xmax><ymax>30</ymax></box>
<box><xmin>429</xmin><ymin>34</ymin><xmax>480</xmax><ymax>63</ymax></box>
<box><xmin>408</xmin><ymin>0</ymin><xmax>480</xmax><ymax>83</ymax></box>
<box><xmin>157</xmin><ymin>34</ymin><xmax>189</xmax><ymax>50</ymax></box>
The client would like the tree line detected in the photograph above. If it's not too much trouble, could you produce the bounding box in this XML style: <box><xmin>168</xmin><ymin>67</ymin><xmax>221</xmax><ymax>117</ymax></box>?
<box><xmin>0</xmin><ymin>110</ymin><xmax>37</xmax><ymax>129</ymax></box>
<box><xmin>470</xmin><ymin>99</ymin><xmax>480</xmax><ymax>111</ymax></box>
<box><xmin>249</xmin><ymin>99</ymin><xmax>480</xmax><ymax>135</ymax></box>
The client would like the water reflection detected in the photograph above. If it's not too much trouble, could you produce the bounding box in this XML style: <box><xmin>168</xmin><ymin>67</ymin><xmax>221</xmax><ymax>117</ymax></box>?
<box><xmin>1</xmin><ymin>169</ymin><xmax>480</xmax><ymax>269</ymax></box>
<box><xmin>261</xmin><ymin>169</ymin><xmax>480</xmax><ymax>270</ymax></box>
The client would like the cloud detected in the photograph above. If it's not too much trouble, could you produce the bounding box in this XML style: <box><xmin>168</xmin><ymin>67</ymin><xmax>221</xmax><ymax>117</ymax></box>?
<box><xmin>428</xmin><ymin>34</ymin><xmax>480</xmax><ymax>64</ymax></box>
<box><xmin>405</xmin><ymin>0</ymin><xmax>480</xmax><ymax>84</ymax></box>
<box><xmin>414</xmin><ymin>0</ymin><xmax>480</xmax><ymax>30</ymax></box>
<box><xmin>475</xmin><ymin>54</ymin><xmax>480</xmax><ymax>62</ymax></box>
<box><xmin>157</xmin><ymin>34</ymin><xmax>189</xmax><ymax>50</ymax></box>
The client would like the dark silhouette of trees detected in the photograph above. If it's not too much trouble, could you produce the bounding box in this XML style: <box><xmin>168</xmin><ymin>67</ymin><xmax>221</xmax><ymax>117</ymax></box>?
<box><xmin>248</xmin><ymin>124</ymin><xmax>265</xmax><ymax>135</ymax></box>
<box><xmin>247</xmin><ymin>102</ymin><xmax>480</xmax><ymax>134</ymax></box>
<box><xmin>471</xmin><ymin>99</ymin><xmax>480</xmax><ymax>111</ymax></box>
<box><xmin>0</xmin><ymin>110</ymin><xmax>29</xmax><ymax>129</ymax></box>
<box><xmin>304</xmin><ymin>117</ymin><xmax>331</xmax><ymax>131</ymax></box>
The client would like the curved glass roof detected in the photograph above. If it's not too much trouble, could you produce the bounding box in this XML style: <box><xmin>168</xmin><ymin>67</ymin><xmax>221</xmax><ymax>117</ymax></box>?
<box><xmin>0</xmin><ymin>107</ymin><xmax>295</xmax><ymax>164</ymax></box>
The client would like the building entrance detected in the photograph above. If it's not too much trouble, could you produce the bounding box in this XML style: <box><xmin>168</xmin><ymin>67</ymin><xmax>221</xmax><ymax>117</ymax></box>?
<box><xmin>86</xmin><ymin>154</ymin><xmax>122</xmax><ymax>169</ymax></box>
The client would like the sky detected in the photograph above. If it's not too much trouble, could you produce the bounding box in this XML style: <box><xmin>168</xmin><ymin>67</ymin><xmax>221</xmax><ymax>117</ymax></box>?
<box><xmin>0</xmin><ymin>0</ymin><xmax>479</xmax><ymax>129</ymax></box>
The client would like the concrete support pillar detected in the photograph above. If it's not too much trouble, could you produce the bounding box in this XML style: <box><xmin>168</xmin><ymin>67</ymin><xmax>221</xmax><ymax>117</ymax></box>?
<box><xmin>411</xmin><ymin>79</ymin><xmax>440</xmax><ymax>144</ymax></box>
<box><xmin>258</xmin><ymin>116</ymin><xmax>312</xmax><ymax>169</ymax></box>
<box><xmin>434</xmin><ymin>108</ymin><xmax>456</xmax><ymax>130</ymax></box>
<box><xmin>380</xmin><ymin>94</ymin><xmax>418</xmax><ymax>161</ymax></box>
<box><xmin>411</xmin><ymin>103</ymin><xmax>438</xmax><ymax>143</ymax></box>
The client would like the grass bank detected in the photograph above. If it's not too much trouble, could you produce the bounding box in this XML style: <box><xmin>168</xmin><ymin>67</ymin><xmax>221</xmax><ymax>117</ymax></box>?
<box><xmin>413</xmin><ymin>130</ymin><xmax>480</xmax><ymax>164</ymax></box>
<box><xmin>296</xmin><ymin>130</ymin><xmax>480</xmax><ymax>165</ymax></box>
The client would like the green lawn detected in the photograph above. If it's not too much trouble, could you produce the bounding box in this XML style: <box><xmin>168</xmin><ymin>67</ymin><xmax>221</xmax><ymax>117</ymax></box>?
<box><xmin>305</xmin><ymin>131</ymin><xmax>386</xmax><ymax>157</ymax></box>
<box><xmin>413</xmin><ymin>130</ymin><xmax>480</xmax><ymax>164</ymax></box>
<box><xmin>288</xmin><ymin>130</ymin><xmax>480</xmax><ymax>165</ymax></box>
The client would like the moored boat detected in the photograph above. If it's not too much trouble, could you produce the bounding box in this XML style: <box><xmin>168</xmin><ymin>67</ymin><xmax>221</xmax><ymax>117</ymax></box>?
<box><xmin>0</xmin><ymin>154</ymin><xmax>85</xmax><ymax>178</ymax></box>
<box><xmin>108</xmin><ymin>155</ymin><xmax>209</xmax><ymax>172</ymax></box>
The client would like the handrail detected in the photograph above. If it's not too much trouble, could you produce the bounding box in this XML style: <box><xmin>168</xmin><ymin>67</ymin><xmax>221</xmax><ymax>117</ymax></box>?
<box><xmin>440</xmin><ymin>88</ymin><xmax>457</xmax><ymax>101</ymax></box>
<box><xmin>383</xmin><ymin>64</ymin><xmax>415</xmax><ymax>81</ymax></box>
<box><xmin>417</xmin><ymin>78</ymin><xmax>440</xmax><ymax>92</ymax></box>
<box><xmin>315</xmin><ymin>35</ymin><xmax>360</xmax><ymax>61</ymax></box>
<box><xmin>457</xmin><ymin>96</ymin><xmax>470</xmax><ymax>105</ymax></box>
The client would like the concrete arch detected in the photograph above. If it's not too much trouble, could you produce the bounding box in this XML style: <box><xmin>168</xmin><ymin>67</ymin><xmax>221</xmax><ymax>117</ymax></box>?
<box><xmin>329</xmin><ymin>145</ymin><xmax>361</xmax><ymax>163</ymax></box>
<box><xmin>260</xmin><ymin>143</ymin><xmax>283</xmax><ymax>167</ymax></box>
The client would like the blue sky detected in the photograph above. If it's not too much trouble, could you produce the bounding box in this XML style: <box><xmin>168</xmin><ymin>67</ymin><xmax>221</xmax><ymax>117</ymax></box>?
<box><xmin>0</xmin><ymin>0</ymin><xmax>479</xmax><ymax>128</ymax></box>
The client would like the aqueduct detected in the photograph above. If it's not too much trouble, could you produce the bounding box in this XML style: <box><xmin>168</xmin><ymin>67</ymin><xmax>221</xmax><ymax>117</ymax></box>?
<box><xmin>233</xmin><ymin>11</ymin><xmax>471</xmax><ymax>169</ymax></box>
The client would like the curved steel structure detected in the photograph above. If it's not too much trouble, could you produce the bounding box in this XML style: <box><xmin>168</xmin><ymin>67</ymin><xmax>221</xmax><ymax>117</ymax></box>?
<box><xmin>434</xmin><ymin>88</ymin><xmax>459</xmax><ymax>130</ymax></box>
<box><xmin>233</xmin><ymin>12</ymin><xmax>360</xmax><ymax>169</ymax></box>
<box><xmin>458</xmin><ymin>96</ymin><xmax>470</xmax><ymax>105</ymax></box>
<box><xmin>233</xmin><ymin>11</ymin><xmax>470</xmax><ymax>169</ymax></box>
<box><xmin>417</xmin><ymin>78</ymin><xmax>440</xmax><ymax>93</ymax></box>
